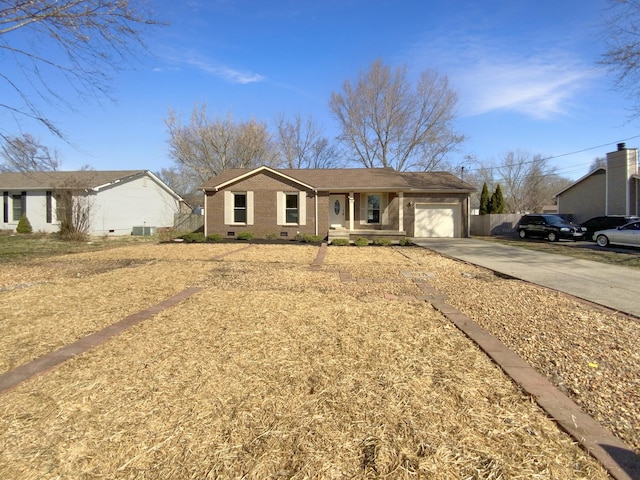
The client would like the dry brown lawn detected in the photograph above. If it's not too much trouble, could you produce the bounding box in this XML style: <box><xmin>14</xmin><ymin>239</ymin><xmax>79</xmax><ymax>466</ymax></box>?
<box><xmin>0</xmin><ymin>242</ymin><xmax>633</xmax><ymax>478</ymax></box>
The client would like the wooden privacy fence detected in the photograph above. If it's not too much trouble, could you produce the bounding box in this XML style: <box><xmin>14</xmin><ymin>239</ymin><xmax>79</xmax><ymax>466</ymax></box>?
<box><xmin>174</xmin><ymin>213</ymin><xmax>204</xmax><ymax>233</ymax></box>
<box><xmin>471</xmin><ymin>214</ymin><xmax>521</xmax><ymax>236</ymax></box>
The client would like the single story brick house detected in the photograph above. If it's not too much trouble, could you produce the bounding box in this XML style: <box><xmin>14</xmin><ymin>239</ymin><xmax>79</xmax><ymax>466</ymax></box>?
<box><xmin>556</xmin><ymin>143</ymin><xmax>639</xmax><ymax>223</ymax></box>
<box><xmin>1</xmin><ymin>170</ymin><xmax>188</xmax><ymax>236</ymax></box>
<box><xmin>201</xmin><ymin>166</ymin><xmax>475</xmax><ymax>242</ymax></box>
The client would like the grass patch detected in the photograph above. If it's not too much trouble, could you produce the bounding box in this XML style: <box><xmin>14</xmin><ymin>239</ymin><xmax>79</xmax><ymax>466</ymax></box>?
<box><xmin>475</xmin><ymin>235</ymin><xmax>640</xmax><ymax>269</ymax></box>
<box><xmin>0</xmin><ymin>232</ymin><xmax>156</xmax><ymax>263</ymax></box>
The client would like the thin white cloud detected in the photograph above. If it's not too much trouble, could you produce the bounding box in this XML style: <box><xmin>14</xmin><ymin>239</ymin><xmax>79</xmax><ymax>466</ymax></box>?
<box><xmin>404</xmin><ymin>27</ymin><xmax>600</xmax><ymax>120</ymax></box>
<box><xmin>159</xmin><ymin>48</ymin><xmax>265</xmax><ymax>84</ymax></box>
<box><xmin>183</xmin><ymin>54</ymin><xmax>265</xmax><ymax>84</ymax></box>
<box><xmin>453</xmin><ymin>56</ymin><xmax>598</xmax><ymax>119</ymax></box>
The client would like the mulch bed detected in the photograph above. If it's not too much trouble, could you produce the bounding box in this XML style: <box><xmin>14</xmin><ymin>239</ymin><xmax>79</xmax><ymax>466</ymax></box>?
<box><xmin>0</xmin><ymin>242</ymin><xmax>633</xmax><ymax>478</ymax></box>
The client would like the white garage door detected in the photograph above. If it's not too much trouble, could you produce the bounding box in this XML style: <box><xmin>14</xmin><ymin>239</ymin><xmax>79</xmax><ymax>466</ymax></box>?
<box><xmin>414</xmin><ymin>204</ymin><xmax>459</xmax><ymax>238</ymax></box>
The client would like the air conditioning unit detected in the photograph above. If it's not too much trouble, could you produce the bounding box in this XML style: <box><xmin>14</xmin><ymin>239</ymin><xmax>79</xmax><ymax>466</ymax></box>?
<box><xmin>132</xmin><ymin>226</ymin><xmax>157</xmax><ymax>236</ymax></box>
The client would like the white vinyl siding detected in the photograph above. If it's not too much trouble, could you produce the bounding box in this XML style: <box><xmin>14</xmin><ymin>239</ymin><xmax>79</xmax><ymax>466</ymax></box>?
<box><xmin>277</xmin><ymin>191</ymin><xmax>306</xmax><ymax>225</ymax></box>
<box><xmin>1</xmin><ymin>173</ymin><xmax>181</xmax><ymax>235</ymax></box>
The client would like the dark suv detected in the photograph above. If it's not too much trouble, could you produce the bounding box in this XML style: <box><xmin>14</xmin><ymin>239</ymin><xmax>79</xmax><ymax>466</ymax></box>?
<box><xmin>580</xmin><ymin>215</ymin><xmax>640</xmax><ymax>241</ymax></box>
<box><xmin>517</xmin><ymin>214</ymin><xmax>586</xmax><ymax>242</ymax></box>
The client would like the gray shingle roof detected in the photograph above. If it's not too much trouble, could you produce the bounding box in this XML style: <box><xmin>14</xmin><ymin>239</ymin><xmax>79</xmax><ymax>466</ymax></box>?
<box><xmin>202</xmin><ymin>167</ymin><xmax>475</xmax><ymax>192</ymax></box>
<box><xmin>0</xmin><ymin>170</ymin><xmax>147</xmax><ymax>190</ymax></box>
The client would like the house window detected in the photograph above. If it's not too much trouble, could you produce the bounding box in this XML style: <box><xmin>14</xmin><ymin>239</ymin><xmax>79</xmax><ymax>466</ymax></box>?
<box><xmin>233</xmin><ymin>193</ymin><xmax>247</xmax><ymax>223</ymax></box>
<box><xmin>285</xmin><ymin>193</ymin><xmax>299</xmax><ymax>223</ymax></box>
<box><xmin>277</xmin><ymin>191</ymin><xmax>306</xmax><ymax>226</ymax></box>
<box><xmin>12</xmin><ymin>194</ymin><xmax>23</xmax><ymax>221</ymax></box>
<box><xmin>224</xmin><ymin>191</ymin><xmax>253</xmax><ymax>225</ymax></box>
<box><xmin>46</xmin><ymin>191</ymin><xmax>53</xmax><ymax>223</ymax></box>
<box><xmin>367</xmin><ymin>194</ymin><xmax>381</xmax><ymax>224</ymax></box>
<box><xmin>3</xmin><ymin>192</ymin><xmax>8</xmax><ymax>223</ymax></box>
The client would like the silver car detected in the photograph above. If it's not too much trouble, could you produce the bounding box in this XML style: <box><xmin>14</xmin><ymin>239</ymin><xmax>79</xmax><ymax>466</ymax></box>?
<box><xmin>594</xmin><ymin>221</ymin><xmax>640</xmax><ymax>247</ymax></box>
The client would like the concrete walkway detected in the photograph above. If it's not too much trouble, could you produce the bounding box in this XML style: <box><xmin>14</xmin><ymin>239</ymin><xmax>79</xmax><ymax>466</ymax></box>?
<box><xmin>412</xmin><ymin>238</ymin><xmax>640</xmax><ymax>318</ymax></box>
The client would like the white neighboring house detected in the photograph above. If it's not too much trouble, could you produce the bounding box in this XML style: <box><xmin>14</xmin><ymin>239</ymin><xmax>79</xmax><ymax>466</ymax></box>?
<box><xmin>0</xmin><ymin>170</ymin><xmax>187</xmax><ymax>235</ymax></box>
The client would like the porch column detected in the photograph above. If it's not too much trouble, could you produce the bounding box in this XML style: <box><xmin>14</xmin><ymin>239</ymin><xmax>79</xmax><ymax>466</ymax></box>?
<box><xmin>348</xmin><ymin>192</ymin><xmax>355</xmax><ymax>231</ymax></box>
<box><xmin>398</xmin><ymin>192</ymin><xmax>404</xmax><ymax>232</ymax></box>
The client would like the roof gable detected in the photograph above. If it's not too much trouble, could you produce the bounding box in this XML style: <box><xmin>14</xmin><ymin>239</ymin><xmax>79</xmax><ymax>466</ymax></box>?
<box><xmin>555</xmin><ymin>167</ymin><xmax>606</xmax><ymax>197</ymax></box>
<box><xmin>209</xmin><ymin>166</ymin><xmax>316</xmax><ymax>191</ymax></box>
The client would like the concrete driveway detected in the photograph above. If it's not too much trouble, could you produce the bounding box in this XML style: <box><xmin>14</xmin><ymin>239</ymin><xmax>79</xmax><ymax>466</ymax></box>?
<box><xmin>413</xmin><ymin>238</ymin><xmax>640</xmax><ymax>318</ymax></box>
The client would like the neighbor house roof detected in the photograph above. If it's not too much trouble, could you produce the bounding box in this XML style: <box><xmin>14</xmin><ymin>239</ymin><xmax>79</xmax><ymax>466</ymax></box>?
<box><xmin>0</xmin><ymin>170</ymin><xmax>185</xmax><ymax>201</ymax></box>
<box><xmin>554</xmin><ymin>167</ymin><xmax>606</xmax><ymax>198</ymax></box>
<box><xmin>0</xmin><ymin>170</ymin><xmax>145</xmax><ymax>190</ymax></box>
<box><xmin>201</xmin><ymin>166</ymin><xmax>475</xmax><ymax>193</ymax></box>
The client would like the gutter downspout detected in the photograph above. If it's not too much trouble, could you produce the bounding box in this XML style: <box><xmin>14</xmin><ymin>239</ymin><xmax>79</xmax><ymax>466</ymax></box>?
<box><xmin>467</xmin><ymin>195</ymin><xmax>471</xmax><ymax>238</ymax></box>
<box><xmin>314</xmin><ymin>190</ymin><xmax>318</xmax><ymax>236</ymax></box>
<box><xmin>203</xmin><ymin>189</ymin><xmax>208</xmax><ymax>236</ymax></box>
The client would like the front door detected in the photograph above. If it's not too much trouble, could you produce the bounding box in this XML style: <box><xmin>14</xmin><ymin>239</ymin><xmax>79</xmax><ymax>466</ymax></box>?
<box><xmin>329</xmin><ymin>194</ymin><xmax>345</xmax><ymax>228</ymax></box>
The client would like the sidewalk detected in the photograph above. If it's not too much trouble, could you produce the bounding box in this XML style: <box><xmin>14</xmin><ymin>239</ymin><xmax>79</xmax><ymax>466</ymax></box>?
<box><xmin>412</xmin><ymin>238</ymin><xmax>640</xmax><ymax>318</ymax></box>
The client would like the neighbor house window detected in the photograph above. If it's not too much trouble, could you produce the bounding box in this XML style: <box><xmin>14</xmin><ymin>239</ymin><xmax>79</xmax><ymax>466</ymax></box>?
<box><xmin>367</xmin><ymin>194</ymin><xmax>380</xmax><ymax>224</ymax></box>
<box><xmin>46</xmin><ymin>191</ymin><xmax>53</xmax><ymax>223</ymax></box>
<box><xmin>12</xmin><ymin>194</ymin><xmax>23</xmax><ymax>221</ymax></box>
<box><xmin>233</xmin><ymin>193</ymin><xmax>247</xmax><ymax>223</ymax></box>
<box><xmin>3</xmin><ymin>192</ymin><xmax>8</xmax><ymax>223</ymax></box>
<box><xmin>285</xmin><ymin>193</ymin><xmax>298</xmax><ymax>223</ymax></box>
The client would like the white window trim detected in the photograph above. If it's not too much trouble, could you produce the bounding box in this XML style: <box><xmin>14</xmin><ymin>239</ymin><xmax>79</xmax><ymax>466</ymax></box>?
<box><xmin>224</xmin><ymin>191</ymin><xmax>254</xmax><ymax>226</ymax></box>
<box><xmin>360</xmin><ymin>193</ymin><xmax>387</xmax><ymax>225</ymax></box>
<box><xmin>277</xmin><ymin>191</ymin><xmax>306</xmax><ymax>226</ymax></box>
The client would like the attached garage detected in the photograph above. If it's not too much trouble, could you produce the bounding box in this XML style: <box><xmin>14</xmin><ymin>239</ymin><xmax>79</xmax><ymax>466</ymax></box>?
<box><xmin>414</xmin><ymin>203</ymin><xmax>460</xmax><ymax>238</ymax></box>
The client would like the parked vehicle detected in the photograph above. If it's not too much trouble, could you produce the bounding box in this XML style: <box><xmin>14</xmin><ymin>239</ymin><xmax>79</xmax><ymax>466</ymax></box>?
<box><xmin>580</xmin><ymin>215</ymin><xmax>640</xmax><ymax>241</ymax></box>
<box><xmin>517</xmin><ymin>214</ymin><xmax>586</xmax><ymax>242</ymax></box>
<box><xmin>594</xmin><ymin>221</ymin><xmax>640</xmax><ymax>247</ymax></box>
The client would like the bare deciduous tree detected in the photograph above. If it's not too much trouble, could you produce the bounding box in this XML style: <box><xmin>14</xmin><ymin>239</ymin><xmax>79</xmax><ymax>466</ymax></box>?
<box><xmin>156</xmin><ymin>165</ymin><xmax>198</xmax><ymax>198</ymax></box>
<box><xmin>275</xmin><ymin>113</ymin><xmax>340</xmax><ymax>169</ymax></box>
<box><xmin>0</xmin><ymin>133</ymin><xmax>60</xmax><ymax>172</ymax></box>
<box><xmin>599</xmin><ymin>0</ymin><xmax>640</xmax><ymax>117</ymax></box>
<box><xmin>589</xmin><ymin>156</ymin><xmax>607</xmax><ymax>171</ymax></box>
<box><xmin>55</xmin><ymin>188</ymin><xmax>93</xmax><ymax>241</ymax></box>
<box><xmin>329</xmin><ymin>59</ymin><xmax>464</xmax><ymax>171</ymax></box>
<box><xmin>165</xmin><ymin>103</ymin><xmax>278</xmax><ymax>184</ymax></box>
<box><xmin>494</xmin><ymin>151</ymin><xmax>572</xmax><ymax>213</ymax></box>
<box><xmin>0</xmin><ymin>0</ymin><xmax>161</xmax><ymax>139</ymax></box>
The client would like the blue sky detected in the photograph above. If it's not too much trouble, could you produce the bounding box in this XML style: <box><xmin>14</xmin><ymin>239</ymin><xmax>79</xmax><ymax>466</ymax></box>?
<box><xmin>5</xmin><ymin>0</ymin><xmax>640</xmax><ymax>180</ymax></box>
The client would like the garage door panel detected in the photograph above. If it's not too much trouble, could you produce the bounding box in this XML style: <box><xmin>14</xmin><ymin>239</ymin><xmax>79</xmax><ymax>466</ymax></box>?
<box><xmin>415</xmin><ymin>204</ymin><xmax>459</xmax><ymax>238</ymax></box>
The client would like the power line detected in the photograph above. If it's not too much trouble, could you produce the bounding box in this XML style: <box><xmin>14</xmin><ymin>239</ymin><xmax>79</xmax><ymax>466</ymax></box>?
<box><xmin>463</xmin><ymin>133</ymin><xmax>640</xmax><ymax>177</ymax></box>
<box><xmin>540</xmin><ymin>134</ymin><xmax>640</xmax><ymax>161</ymax></box>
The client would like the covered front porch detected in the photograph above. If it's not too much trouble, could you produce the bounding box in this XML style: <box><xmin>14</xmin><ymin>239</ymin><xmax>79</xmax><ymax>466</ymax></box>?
<box><xmin>326</xmin><ymin>191</ymin><xmax>407</xmax><ymax>243</ymax></box>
